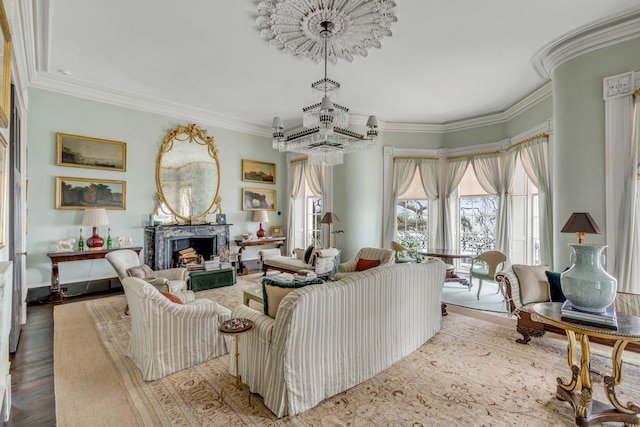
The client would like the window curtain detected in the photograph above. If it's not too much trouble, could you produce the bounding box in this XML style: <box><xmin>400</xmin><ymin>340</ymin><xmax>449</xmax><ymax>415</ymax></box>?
<box><xmin>519</xmin><ymin>136</ymin><xmax>553</xmax><ymax>266</ymax></box>
<box><xmin>471</xmin><ymin>151</ymin><xmax>518</xmax><ymax>262</ymax></box>
<box><xmin>286</xmin><ymin>160</ymin><xmax>306</xmax><ymax>254</ymax></box>
<box><xmin>417</xmin><ymin>159</ymin><xmax>439</xmax><ymax>200</ymax></box>
<box><xmin>383</xmin><ymin>159</ymin><xmax>417</xmax><ymax>247</ymax></box>
<box><xmin>437</xmin><ymin>157</ymin><xmax>469</xmax><ymax>248</ymax></box>
<box><xmin>615</xmin><ymin>92</ymin><xmax>640</xmax><ymax>293</ymax></box>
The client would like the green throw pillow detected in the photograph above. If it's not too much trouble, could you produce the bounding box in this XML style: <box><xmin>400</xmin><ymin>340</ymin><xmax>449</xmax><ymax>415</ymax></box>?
<box><xmin>545</xmin><ymin>271</ymin><xmax>566</xmax><ymax>302</ymax></box>
<box><xmin>261</xmin><ymin>277</ymin><xmax>324</xmax><ymax>318</ymax></box>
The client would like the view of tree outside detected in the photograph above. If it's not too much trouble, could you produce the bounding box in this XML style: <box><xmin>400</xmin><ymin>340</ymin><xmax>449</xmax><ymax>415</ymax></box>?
<box><xmin>396</xmin><ymin>200</ymin><xmax>429</xmax><ymax>249</ymax></box>
<box><xmin>307</xmin><ymin>197</ymin><xmax>322</xmax><ymax>246</ymax></box>
<box><xmin>460</xmin><ymin>196</ymin><xmax>497</xmax><ymax>254</ymax></box>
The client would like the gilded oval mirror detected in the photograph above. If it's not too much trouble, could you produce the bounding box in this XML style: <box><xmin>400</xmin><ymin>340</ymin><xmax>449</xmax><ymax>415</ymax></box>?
<box><xmin>155</xmin><ymin>123</ymin><xmax>221</xmax><ymax>223</ymax></box>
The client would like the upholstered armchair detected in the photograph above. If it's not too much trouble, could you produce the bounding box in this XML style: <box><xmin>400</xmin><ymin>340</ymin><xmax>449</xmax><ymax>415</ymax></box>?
<box><xmin>334</xmin><ymin>247</ymin><xmax>395</xmax><ymax>280</ymax></box>
<box><xmin>121</xmin><ymin>277</ymin><xmax>231</xmax><ymax>380</ymax></box>
<box><xmin>105</xmin><ymin>249</ymin><xmax>189</xmax><ymax>298</ymax></box>
<box><xmin>470</xmin><ymin>250</ymin><xmax>507</xmax><ymax>300</ymax></box>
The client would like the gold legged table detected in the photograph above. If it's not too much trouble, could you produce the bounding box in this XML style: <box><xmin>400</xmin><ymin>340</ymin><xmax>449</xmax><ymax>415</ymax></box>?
<box><xmin>530</xmin><ymin>302</ymin><xmax>640</xmax><ymax>427</ymax></box>
<box><xmin>218</xmin><ymin>318</ymin><xmax>255</xmax><ymax>406</ymax></box>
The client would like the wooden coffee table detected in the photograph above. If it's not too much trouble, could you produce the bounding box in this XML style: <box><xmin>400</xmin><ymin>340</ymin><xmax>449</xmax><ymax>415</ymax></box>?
<box><xmin>243</xmin><ymin>288</ymin><xmax>263</xmax><ymax>306</ymax></box>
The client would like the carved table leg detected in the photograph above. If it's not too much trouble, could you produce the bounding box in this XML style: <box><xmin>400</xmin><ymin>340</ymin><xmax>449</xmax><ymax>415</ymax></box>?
<box><xmin>49</xmin><ymin>261</ymin><xmax>62</xmax><ymax>303</ymax></box>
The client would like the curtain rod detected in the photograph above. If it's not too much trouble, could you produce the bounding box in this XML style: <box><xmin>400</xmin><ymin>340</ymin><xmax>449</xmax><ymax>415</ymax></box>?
<box><xmin>505</xmin><ymin>133</ymin><xmax>548</xmax><ymax>152</ymax></box>
<box><xmin>393</xmin><ymin>156</ymin><xmax>439</xmax><ymax>161</ymax></box>
<box><xmin>289</xmin><ymin>157</ymin><xmax>308</xmax><ymax>164</ymax></box>
<box><xmin>635</xmin><ymin>88</ymin><xmax>640</xmax><ymax>98</ymax></box>
<box><xmin>446</xmin><ymin>150</ymin><xmax>501</xmax><ymax>160</ymax></box>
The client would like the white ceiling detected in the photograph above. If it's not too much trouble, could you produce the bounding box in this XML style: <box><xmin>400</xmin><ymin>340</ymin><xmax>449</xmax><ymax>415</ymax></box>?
<box><xmin>28</xmin><ymin>1</ymin><xmax>640</xmax><ymax>134</ymax></box>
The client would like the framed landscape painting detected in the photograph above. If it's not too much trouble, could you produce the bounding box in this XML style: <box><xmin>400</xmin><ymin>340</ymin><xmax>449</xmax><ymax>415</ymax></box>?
<box><xmin>242</xmin><ymin>188</ymin><xmax>276</xmax><ymax>211</ymax></box>
<box><xmin>56</xmin><ymin>177</ymin><xmax>126</xmax><ymax>210</ymax></box>
<box><xmin>242</xmin><ymin>159</ymin><xmax>275</xmax><ymax>184</ymax></box>
<box><xmin>56</xmin><ymin>133</ymin><xmax>126</xmax><ymax>172</ymax></box>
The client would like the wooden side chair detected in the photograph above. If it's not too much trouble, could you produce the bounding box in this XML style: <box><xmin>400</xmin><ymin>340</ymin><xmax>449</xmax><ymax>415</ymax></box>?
<box><xmin>470</xmin><ymin>250</ymin><xmax>507</xmax><ymax>300</ymax></box>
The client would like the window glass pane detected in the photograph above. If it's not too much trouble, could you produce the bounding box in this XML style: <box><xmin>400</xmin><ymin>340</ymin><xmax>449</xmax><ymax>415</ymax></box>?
<box><xmin>459</xmin><ymin>196</ymin><xmax>497</xmax><ymax>253</ymax></box>
<box><xmin>396</xmin><ymin>199</ymin><xmax>429</xmax><ymax>249</ymax></box>
<box><xmin>307</xmin><ymin>197</ymin><xmax>322</xmax><ymax>246</ymax></box>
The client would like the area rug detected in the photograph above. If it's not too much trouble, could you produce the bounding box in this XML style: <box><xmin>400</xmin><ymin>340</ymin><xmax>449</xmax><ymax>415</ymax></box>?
<box><xmin>54</xmin><ymin>273</ymin><xmax>640</xmax><ymax>426</ymax></box>
<box><xmin>441</xmin><ymin>279</ymin><xmax>508</xmax><ymax>313</ymax></box>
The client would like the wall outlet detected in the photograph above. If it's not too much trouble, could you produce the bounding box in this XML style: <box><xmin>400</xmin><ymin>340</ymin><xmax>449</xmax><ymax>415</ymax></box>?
<box><xmin>62</xmin><ymin>287</ymin><xmax>68</xmax><ymax>292</ymax></box>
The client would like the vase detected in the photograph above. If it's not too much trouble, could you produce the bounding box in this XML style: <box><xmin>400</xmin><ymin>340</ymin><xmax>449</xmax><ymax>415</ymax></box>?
<box><xmin>560</xmin><ymin>244</ymin><xmax>617</xmax><ymax>313</ymax></box>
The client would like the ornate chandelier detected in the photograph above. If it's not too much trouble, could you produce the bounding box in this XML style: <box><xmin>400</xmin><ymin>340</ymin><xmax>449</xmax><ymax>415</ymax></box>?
<box><xmin>258</xmin><ymin>1</ymin><xmax>397</xmax><ymax>166</ymax></box>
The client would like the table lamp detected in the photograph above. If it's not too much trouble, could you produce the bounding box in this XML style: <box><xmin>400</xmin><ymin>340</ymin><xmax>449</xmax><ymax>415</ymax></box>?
<box><xmin>320</xmin><ymin>212</ymin><xmax>340</xmax><ymax>248</ymax></box>
<box><xmin>253</xmin><ymin>210</ymin><xmax>269</xmax><ymax>239</ymax></box>
<box><xmin>82</xmin><ymin>208</ymin><xmax>110</xmax><ymax>250</ymax></box>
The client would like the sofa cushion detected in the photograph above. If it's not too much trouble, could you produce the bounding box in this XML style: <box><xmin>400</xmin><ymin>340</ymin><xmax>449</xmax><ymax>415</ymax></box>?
<box><xmin>126</xmin><ymin>264</ymin><xmax>154</xmax><ymax>279</ymax></box>
<box><xmin>512</xmin><ymin>264</ymin><xmax>551</xmax><ymax>305</ymax></box>
<box><xmin>262</xmin><ymin>277</ymin><xmax>324</xmax><ymax>318</ymax></box>
<box><xmin>545</xmin><ymin>271</ymin><xmax>566</xmax><ymax>302</ymax></box>
<box><xmin>356</xmin><ymin>258</ymin><xmax>381</xmax><ymax>272</ymax></box>
<box><xmin>159</xmin><ymin>291</ymin><xmax>183</xmax><ymax>304</ymax></box>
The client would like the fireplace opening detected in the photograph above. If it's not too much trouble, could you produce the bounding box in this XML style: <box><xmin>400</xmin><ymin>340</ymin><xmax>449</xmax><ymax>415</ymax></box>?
<box><xmin>170</xmin><ymin>237</ymin><xmax>217</xmax><ymax>268</ymax></box>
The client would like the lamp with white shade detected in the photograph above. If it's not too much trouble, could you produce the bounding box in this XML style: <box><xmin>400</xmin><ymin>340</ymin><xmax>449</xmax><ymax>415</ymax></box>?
<box><xmin>82</xmin><ymin>208</ymin><xmax>110</xmax><ymax>250</ymax></box>
<box><xmin>253</xmin><ymin>210</ymin><xmax>269</xmax><ymax>239</ymax></box>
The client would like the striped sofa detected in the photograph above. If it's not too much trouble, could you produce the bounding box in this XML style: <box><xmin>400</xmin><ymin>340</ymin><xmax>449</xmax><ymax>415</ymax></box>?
<box><xmin>496</xmin><ymin>265</ymin><xmax>640</xmax><ymax>352</ymax></box>
<box><xmin>122</xmin><ymin>277</ymin><xmax>231</xmax><ymax>381</ymax></box>
<box><xmin>229</xmin><ymin>260</ymin><xmax>447</xmax><ymax>417</ymax></box>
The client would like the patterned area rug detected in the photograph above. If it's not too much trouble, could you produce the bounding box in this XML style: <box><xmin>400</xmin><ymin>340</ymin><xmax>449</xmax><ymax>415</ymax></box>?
<box><xmin>60</xmin><ymin>273</ymin><xmax>640</xmax><ymax>426</ymax></box>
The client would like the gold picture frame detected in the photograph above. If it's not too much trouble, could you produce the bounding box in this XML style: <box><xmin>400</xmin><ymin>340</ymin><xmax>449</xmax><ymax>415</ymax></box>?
<box><xmin>56</xmin><ymin>176</ymin><xmax>126</xmax><ymax>210</ymax></box>
<box><xmin>56</xmin><ymin>133</ymin><xmax>126</xmax><ymax>171</ymax></box>
<box><xmin>0</xmin><ymin>134</ymin><xmax>7</xmax><ymax>247</ymax></box>
<box><xmin>270</xmin><ymin>226</ymin><xmax>283</xmax><ymax>237</ymax></box>
<box><xmin>0</xmin><ymin>0</ymin><xmax>12</xmax><ymax>129</ymax></box>
<box><xmin>242</xmin><ymin>159</ymin><xmax>276</xmax><ymax>184</ymax></box>
<box><xmin>242</xmin><ymin>188</ymin><xmax>276</xmax><ymax>211</ymax></box>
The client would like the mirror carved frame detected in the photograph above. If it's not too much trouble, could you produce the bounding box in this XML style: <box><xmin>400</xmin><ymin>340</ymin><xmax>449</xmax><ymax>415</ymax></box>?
<box><xmin>154</xmin><ymin>123</ymin><xmax>222</xmax><ymax>224</ymax></box>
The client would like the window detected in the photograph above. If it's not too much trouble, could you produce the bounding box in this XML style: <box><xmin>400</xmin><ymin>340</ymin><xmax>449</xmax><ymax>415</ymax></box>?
<box><xmin>395</xmin><ymin>168</ymin><xmax>436</xmax><ymax>250</ymax></box>
<box><xmin>291</xmin><ymin>176</ymin><xmax>324</xmax><ymax>250</ymax></box>
<box><xmin>307</xmin><ymin>197</ymin><xmax>322</xmax><ymax>246</ymax></box>
<box><xmin>457</xmin><ymin>167</ymin><xmax>497</xmax><ymax>254</ymax></box>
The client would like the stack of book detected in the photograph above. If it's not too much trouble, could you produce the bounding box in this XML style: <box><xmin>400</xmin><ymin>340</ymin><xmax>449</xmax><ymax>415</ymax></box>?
<box><xmin>220</xmin><ymin>261</ymin><xmax>233</xmax><ymax>270</ymax></box>
<box><xmin>560</xmin><ymin>300</ymin><xmax>618</xmax><ymax>330</ymax></box>
<box><xmin>294</xmin><ymin>269</ymin><xmax>317</xmax><ymax>281</ymax></box>
<box><xmin>204</xmin><ymin>257</ymin><xmax>220</xmax><ymax>271</ymax></box>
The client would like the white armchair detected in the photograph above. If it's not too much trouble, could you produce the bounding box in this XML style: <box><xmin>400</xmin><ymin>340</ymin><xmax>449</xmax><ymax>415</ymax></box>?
<box><xmin>122</xmin><ymin>277</ymin><xmax>231</xmax><ymax>381</ymax></box>
<box><xmin>105</xmin><ymin>249</ymin><xmax>190</xmax><ymax>300</ymax></box>
<box><xmin>334</xmin><ymin>247</ymin><xmax>396</xmax><ymax>280</ymax></box>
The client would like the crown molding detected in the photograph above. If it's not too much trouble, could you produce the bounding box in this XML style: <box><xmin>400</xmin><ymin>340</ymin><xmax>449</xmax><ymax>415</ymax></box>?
<box><xmin>533</xmin><ymin>6</ymin><xmax>640</xmax><ymax>79</ymax></box>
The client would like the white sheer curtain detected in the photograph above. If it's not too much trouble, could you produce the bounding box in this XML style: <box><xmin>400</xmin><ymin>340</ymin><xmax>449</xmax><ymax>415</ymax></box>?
<box><xmin>304</xmin><ymin>163</ymin><xmax>325</xmax><ymax>197</ymax></box>
<box><xmin>519</xmin><ymin>136</ymin><xmax>553</xmax><ymax>266</ymax></box>
<box><xmin>286</xmin><ymin>160</ymin><xmax>306</xmax><ymax>254</ymax></box>
<box><xmin>417</xmin><ymin>159</ymin><xmax>439</xmax><ymax>200</ymax></box>
<box><xmin>383</xmin><ymin>159</ymin><xmax>417</xmax><ymax>247</ymax></box>
<box><xmin>471</xmin><ymin>151</ymin><xmax>518</xmax><ymax>262</ymax></box>
<box><xmin>615</xmin><ymin>93</ymin><xmax>640</xmax><ymax>293</ymax></box>
<box><xmin>437</xmin><ymin>157</ymin><xmax>469</xmax><ymax>248</ymax></box>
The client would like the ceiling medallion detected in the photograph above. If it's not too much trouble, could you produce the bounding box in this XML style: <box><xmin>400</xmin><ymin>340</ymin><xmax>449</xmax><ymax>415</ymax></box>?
<box><xmin>256</xmin><ymin>0</ymin><xmax>397</xmax><ymax>63</ymax></box>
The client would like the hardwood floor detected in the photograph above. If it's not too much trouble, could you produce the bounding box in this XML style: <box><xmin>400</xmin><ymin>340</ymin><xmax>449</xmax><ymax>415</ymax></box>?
<box><xmin>7</xmin><ymin>290</ymin><xmax>123</xmax><ymax>426</ymax></box>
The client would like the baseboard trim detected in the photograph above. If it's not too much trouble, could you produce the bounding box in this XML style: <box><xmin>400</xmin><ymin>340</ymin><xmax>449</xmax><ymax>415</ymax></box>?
<box><xmin>27</xmin><ymin>277</ymin><xmax>123</xmax><ymax>304</ymax></box>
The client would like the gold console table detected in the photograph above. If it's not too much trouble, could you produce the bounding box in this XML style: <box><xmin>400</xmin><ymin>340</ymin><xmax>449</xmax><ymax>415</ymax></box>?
<box><xmin>529</xmin><ymin>302</ymin><xmax>640</xmax><ymax>426</ymax></box>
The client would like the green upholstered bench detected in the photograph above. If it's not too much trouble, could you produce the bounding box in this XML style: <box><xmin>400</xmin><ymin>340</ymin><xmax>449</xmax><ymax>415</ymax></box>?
<box><xmin>188</xmin><ymin>268</ymin><xmax>236</xmax><ymax>291</ymax></box>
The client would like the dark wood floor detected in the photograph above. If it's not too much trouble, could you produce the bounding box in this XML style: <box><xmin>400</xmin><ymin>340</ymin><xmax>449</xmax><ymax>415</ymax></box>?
<box><xmin>7</xmin><ymin>290</ymin><xmax>123</xmax><ymax>427</ymax></box>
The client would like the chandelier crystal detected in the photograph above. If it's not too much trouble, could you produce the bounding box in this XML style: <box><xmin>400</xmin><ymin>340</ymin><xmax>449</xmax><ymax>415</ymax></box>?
<box><xmin>269</xmin><ymin>19</ymin><xmax>381</xmax><ymax>166</ymax></box>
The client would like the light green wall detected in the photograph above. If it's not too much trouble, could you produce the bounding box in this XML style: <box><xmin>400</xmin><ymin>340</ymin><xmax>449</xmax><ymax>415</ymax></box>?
<box><xmin>443</xmin><ymin>122</ymin><xmax>507</xmax><ymax>147</ymax></box>
<box><xmin>26</xmin><ymin>88</ymin><xmax>280</xmax><ymax>288</ymax></box>
<box><xmin>507</xmin><ymin>97</ymin><xmax>553</xmax><ymax>136</ymax></box>
<box><xmin>552</xmin><ymin>36</ymin><xmax>640</xmax><ymax>268</ymax></box>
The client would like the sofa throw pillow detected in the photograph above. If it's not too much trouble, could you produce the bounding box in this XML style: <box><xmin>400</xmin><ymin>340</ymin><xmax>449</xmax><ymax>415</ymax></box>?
<box><xmin>126</xmin><ymin>264</ymin><xmax>155</xmax><ymax>279</ymax></box>
<box><xmin>356</xmin><ymin>258</ymin><xmax>381</xmax><ymax>272</ymax></box>
<box><xmin>262</xmin><ymin>277</ymin><xmax>324</xmax><ymax>318</ymax></box>
<box><xmin>160</xmin><ymin>291</ymin><xmax>183</xmax><ymax>304</ymax></box>
<box><xmin>545</xmin><ymin>271</ymin><xmax>566</xmax><ymax>302</ymax></box>
<box><xmin>512</xmin><ymin>264</ymin><xmax>551</xmax><ymax>305</ymax></box>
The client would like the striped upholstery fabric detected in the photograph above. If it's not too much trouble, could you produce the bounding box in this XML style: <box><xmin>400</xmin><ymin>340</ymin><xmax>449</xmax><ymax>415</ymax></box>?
<box><xmin>334</xmin><ymin>247</ymin><xmax>396</xmax><ymax>280</ymax></box>
<box><xmin>122</xmin><ymin>277</ymin><xmax>231</xmax><ymax>381</ymax></box>
<box><xmin>230</xmin><ymin>260</ymin><xmax>446</xmax><ymax>417</ymax></box>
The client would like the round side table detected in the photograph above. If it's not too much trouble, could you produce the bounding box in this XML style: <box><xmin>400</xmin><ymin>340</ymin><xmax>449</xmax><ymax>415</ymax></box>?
<box><xmin>218</xmin><ymin>318</ymin><xmax>255</xmax><ymax>406</ymax></box>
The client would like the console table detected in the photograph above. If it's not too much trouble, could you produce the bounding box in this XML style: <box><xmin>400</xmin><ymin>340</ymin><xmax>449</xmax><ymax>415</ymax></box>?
<box><xmin>234</xmin><ymin>237</ymin><xmax>286</xmax><ymax>275</ymax></box>
<box><xmin>530</xmin><ymin>302</ymin><xmax>640</xmax><ymax>426</ymax></box>
<box><xmin>46</xmin><ymin>247</ymin><xmax>142</xmax><ymax>303</ymax></box>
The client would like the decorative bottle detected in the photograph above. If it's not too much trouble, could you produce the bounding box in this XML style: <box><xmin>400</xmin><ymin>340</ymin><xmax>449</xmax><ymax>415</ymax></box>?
<box><xmin>78</xmin><ymin>229</ymin><xmax>84</xmax><ymax>251</ymax></box>
<box><xmin>106</xmin><ymin>228</ymin><xmax>112</xmax><ymax>250</ymax></box>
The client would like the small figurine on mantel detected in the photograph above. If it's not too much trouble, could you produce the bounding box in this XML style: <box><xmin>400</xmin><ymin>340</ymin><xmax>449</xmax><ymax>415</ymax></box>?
<box><xmin>56</xmin><ymin>238</ymin><xmax>76</xmax><ymax>252</ymax></box>
<box><xmin>117</xmin><ymin>236</ymin><xmax>133</xmax><ymax>248</ymax></box>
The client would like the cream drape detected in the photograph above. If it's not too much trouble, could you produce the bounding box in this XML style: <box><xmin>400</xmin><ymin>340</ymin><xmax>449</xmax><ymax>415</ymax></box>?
<box><xmin>471</xmin><ymin>151</ymin><xmax>517</xmax><ymax>262</ymax></box>
<box><xmin>519</xmin><ymin>137</ymin><xmax>553</xmax><ymax>266</ymax></box>
<box><xmin>384</xmin><ymin>159</ymin><xmax>417</xmax><ymax>247</ymax></box>
<box><xmin>286</xmin><ymin>161</ymin><xmax>306</xmax><ymax>254</ymax></box>
<box><xmin>615</xmin><ymin>95</ymin><xmax>640</xmax><ymax>293</ymax></box>
<box><xmin>437</xmin><ymin>158</ymin><xmax>469</xmax><ymax>249</ymax></box>
<box><xmin>417</xmin><ymin>159</ymin><xmax>440</xmax><ymax>200</ymax></box>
